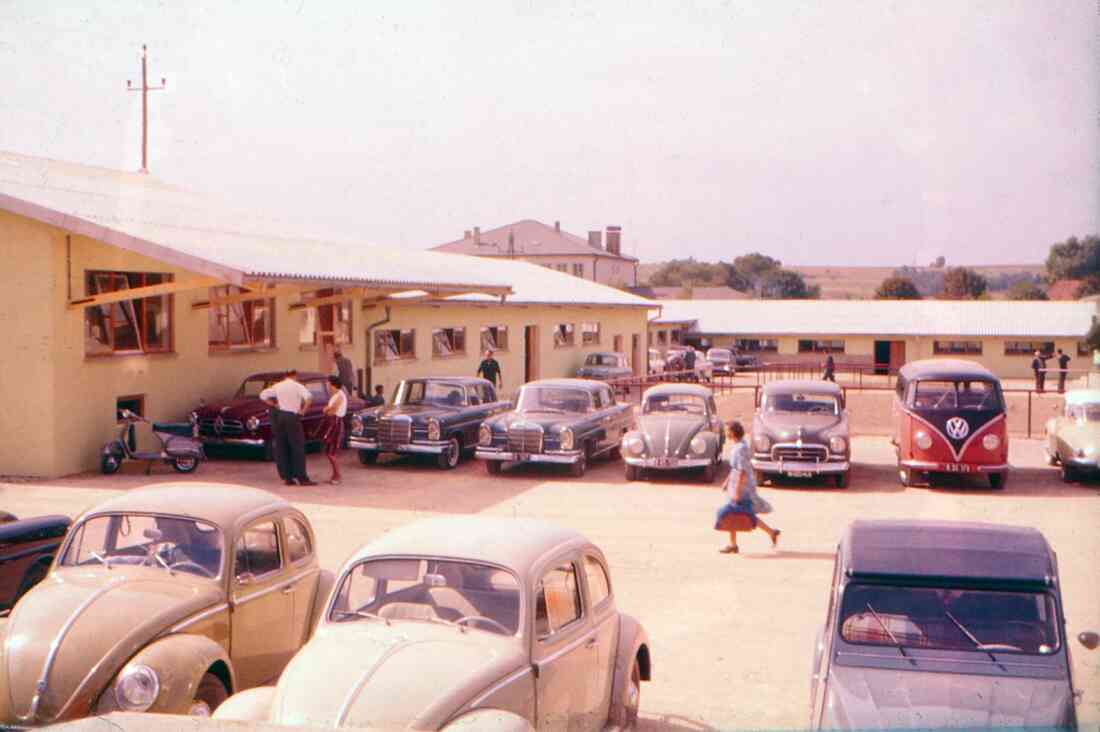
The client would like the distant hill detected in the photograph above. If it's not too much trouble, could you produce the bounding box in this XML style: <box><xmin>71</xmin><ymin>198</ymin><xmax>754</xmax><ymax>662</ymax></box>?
<box><xmin>636</xmin><ymin>263</ymin><xmax>1045</xmax><ymax>299</ymax></box>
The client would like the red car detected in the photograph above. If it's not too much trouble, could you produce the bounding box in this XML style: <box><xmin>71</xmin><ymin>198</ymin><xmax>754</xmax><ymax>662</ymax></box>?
<box><xmin>0</xmin><ymin>512</ymin><xmax>71</xmax><ymax>613</ymax></box>
<box><xmin>190</xmin><ymin>371</ymin><xmax>366</xmax><ymax>460</ymax></box>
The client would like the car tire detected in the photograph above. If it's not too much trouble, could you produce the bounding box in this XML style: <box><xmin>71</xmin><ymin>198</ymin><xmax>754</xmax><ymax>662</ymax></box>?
<box><xmin>613</xmin><ymin>658</ymin><xmax>642</xmax><ymax>730</ymax></box>
<box><xmin>569</xmin><ymin>448</ymin><xmax>588</xmax><ymax>478</ymax></box>
<box><xmin>172</xmin><ymin>456</ymin><xmax>199</xmax><ymax>473</ymax></box>
<box><xmin>100</xmin><ymin>453</ymin><xmax>121</xmax><ymax>475</ymax></box>
<box><xmin>988</xmin><ymin>472</ymin><xmax>1007</xmax><ymax>490</ymax></box>
<box><xmin>189</xmin><ymin>672</ymin><xmax>228</xmax><ymax>716</ymax></box>
<box><xmin>834</xmin><ymin>471</ymin><xmax>849</xmax><ymax>489</ymax></box>
<box><xmin>358</xmin><ymin>450</ymin><xmax>378</xmax><ymax>466</ymax></box>
<box><xmin>486</xmin><ymin>459</ymin><xmax>502</xmax><ymax>475</ymax></box>
<box><xmin>437</xmin><ymin>436</ymin><xmax>461</xmax><ymax>470</ymax></box>
<box><xmin>625</xmin><ymin>464</ymin><xmax>640</xmax><ymax>481</ymax></box>
<box><xmin>702</xmin><ymin>462</ymin><xmax>717</xmax><ymax>483</ymax></box>
<box><xmin>1060</xmin><ymin>463</ymin><xmax>1075</xmax><ymax>483</ymax></box>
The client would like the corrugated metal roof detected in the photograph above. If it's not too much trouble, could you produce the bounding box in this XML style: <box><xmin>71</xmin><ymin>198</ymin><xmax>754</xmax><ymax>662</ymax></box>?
<box><xmin>0</xmin><ymin>151</ymin><xmax>512</xmax><ymax>293</ymax></box>
<box><xmin>652</xmin><ymin>298</ymin><xmax>1099</xmax><ymax>338</ymax></box>
<box><xmin>432</xmin><ymin>219</ymin><xmax>638</xmax><ymax>261</ymax></box>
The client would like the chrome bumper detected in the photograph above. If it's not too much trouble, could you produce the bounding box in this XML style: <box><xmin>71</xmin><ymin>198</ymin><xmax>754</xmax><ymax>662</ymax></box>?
<box><xmin>196</xmin><ymin>436</ymin><xmax>265</xmax><ymax>447</ymax></box>
<box><xmin>899</xmin><ymin>460</ymin><xmax>1008</xmax><ymax>473</ymax></box>
<box><xmin>751</xmin><ymin>459</ymin><xmax>849</xmax><ymax>475</ymax></box>
<box><xmin>475</xmin><ymin>448</ymin><xmax>583</xmax><ymax>465</ymax></box>
<box><xmin>1064</xmin><ymin>457</ymin><xmax>1099</xmax><ymax>469</ymax></box>
<box><xmin>350</xmin><ymin>437</ymin><xmax>449</xmax><ymax>455</ymax></box>
<box><xmin>624</xmin><ymin>456</ymin><xmax>712</xmax><ymax>469</ymax></box>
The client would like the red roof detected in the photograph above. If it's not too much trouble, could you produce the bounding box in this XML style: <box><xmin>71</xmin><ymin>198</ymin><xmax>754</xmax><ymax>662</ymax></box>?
<box><xmin>431</xmin><ymin>219</ymin><xmax>637</xmax><ymax>261</ymax></box>
<box><xmin>1047</xmin><ymin>279</ymin><xmax>1084</xmax><ymax>300</ymax></box>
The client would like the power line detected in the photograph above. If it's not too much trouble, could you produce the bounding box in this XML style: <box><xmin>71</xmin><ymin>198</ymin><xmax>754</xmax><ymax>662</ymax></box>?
<box><xmin>126</xmin><ymin>44</ymin><xmax>167</xmax><ymax>174</ymax></box>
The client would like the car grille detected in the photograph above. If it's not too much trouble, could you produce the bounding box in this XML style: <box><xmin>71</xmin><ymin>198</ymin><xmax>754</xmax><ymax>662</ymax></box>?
<box><xmin>377</xmin><ymin>417</ymin><xmax>412</xmax><ymax>445</ymax></box>
<box><xmin>507</xmin><ymin>425</ymin><xmax>543</xmax><ymax>454</ymax></box>
<box><xmin>199</xmin><ymin>418</ymin><xmax>245</xmax><ymax>437</ymax></box>
<box><xmin>771</xmin><ymin>444</ymin><xmax>827</xmax><ymax>462</ymax></box>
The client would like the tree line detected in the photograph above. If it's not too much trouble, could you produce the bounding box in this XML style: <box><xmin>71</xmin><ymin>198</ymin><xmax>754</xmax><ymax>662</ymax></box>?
<box><xmin>648</xmin><ymin>253</ymin><xmax>821</xmax><ymax>299</ymax></box>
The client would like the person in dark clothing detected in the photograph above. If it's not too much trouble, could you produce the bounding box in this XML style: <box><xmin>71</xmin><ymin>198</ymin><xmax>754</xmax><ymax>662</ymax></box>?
<box><xmin>683</xmin><ymin>348</ymin><xmax>696</xmax><ymax>381</ymax></box>
<box><xmin>260</xmin><ymin>370</ymin><xmax>315</xmax><ymax>486</ymax></box>
<box><xmin>477</xmin><ymin>350</ymin><xmax>502</xmax><ymax>389</ymax></box>
<box><xmin>1032</xmin><ymin>350</ymin><xmax>1049</xmax><ymax>393</ymax></box>
<box><xmin>1056</xmin><ymin>349</ymin><xmax>1071</xmax><ymax>393</ymax></box>
<box><xmin>823</xmin><ymin>354</ymin><xmax>836</xmax><ymax>382</ymax></box>
<box><xmin>334</xmin><ymin>349</ymin><xmax>356</xmax><ymax>397</ymax></box>
<box><xmin>366</xmin><ymin>384</ymin><xmax>386</xmax><ymax>407</ymax></box>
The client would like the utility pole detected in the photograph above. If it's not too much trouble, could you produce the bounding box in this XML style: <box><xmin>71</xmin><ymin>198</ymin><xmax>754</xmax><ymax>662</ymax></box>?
<box><xmin>127</xmin><ymin>44</ymin><xmax>166</xmax><ymax>174</ymax></box>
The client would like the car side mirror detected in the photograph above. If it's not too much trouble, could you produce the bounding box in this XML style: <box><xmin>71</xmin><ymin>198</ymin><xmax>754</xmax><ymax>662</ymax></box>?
<box><xmin>1079</xmin><ymin>631</ymin><xmax>1099</xmax><ymax>650</ymax></box>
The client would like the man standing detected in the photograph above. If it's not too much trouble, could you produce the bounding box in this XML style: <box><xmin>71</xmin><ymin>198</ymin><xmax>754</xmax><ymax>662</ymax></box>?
<box><xmin>477</xmin><ymin>350</ymin><xmax>502</xmax><ymax>389</ymax></box>
<box><xmin>334</xmin><ymin>348</ymin><xmax>356</xmax><ymax>397</ymax></box>
<box><xmin>1032</xmin><ymin>350</ymin><xmax>1048</xmax><ymax>393</ymax></box>
<box><xmin>683</xmin><ymin>348</ymin><xmax>696</xmax><ymax>381</ymax></box>
<box><xmin>1057</xmin><ymin>349</ymin><xmax>1071</xmax><ymax>393</ymax></box>
<box><xmin>823</xmin><ymin>353</ymin><xmax>836</xmax><ymax>382</ymax></box>
<box><xmin>260</xmin><ymin>369</ymin><xmax>316</xmax><ymax>486</ymax></box>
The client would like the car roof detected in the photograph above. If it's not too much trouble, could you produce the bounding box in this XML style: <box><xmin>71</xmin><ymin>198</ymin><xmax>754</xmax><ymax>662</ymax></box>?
<box><xmin>400</xmin><ymin>376</ymin><xmax>494</xmax><ymax>386</ymax></box>
<box><xmin>243</xmin><ymin>371</ymin><xmax>327</xmax><ymax>382</ymax></box>
<box><xmin>643</xmin><ymin>383</ymin><xmax>713</xmax><ymax>399</ymax></box>
<box><xmin>523</xmin><ymin>378</ymin><xmax>604</xmax><ymax>392</ymax></box>
<box><xmin>79</xmin><ymin>483</ymin><xmax>291</xmax><ymax>530</ymax></box>
<box><xmin>1063</xmin><ymin>389</ymin><xmax>1100</xmax><ymax>405</ymax></box>
<box><xmin>841</xmin><ymin>520</ymin><xmax>1054</xmax><ymax>586</ymax></box>
<box><xmin>343</xmin><ymin>516</ymin><xmax>588</xmax><ymax>575</ymax></box>
<box><xmin>761</xmin><ymin>379</ymin><xmax>843</xmax><ymax>396</ymax></box>
<box><xmin>898</xmin><ymin>358</ymin><xmax>998</xmax><ymax>382</ymax></box>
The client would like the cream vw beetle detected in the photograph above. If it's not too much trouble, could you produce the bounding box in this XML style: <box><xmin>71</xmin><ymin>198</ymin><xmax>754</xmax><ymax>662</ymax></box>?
<box><xmin>0</xmin><ymin>484</ymin><xmax>328</xmax><ymax>725</ymax></box>
<box><xmin>214</xmin><ymin>516</ymin><xmax>652</xmax><ymax>730</ymax></box>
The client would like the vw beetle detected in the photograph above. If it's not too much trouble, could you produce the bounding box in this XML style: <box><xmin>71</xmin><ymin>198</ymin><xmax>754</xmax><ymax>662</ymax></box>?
<box><xmin>1044</xmin><ymin>388</ymin><xmax>1100</xmax><ymax>482</ymax></box>
<box><xmin>621</xmin><ymin>383</ymin><xmax>725</xmax><ymax>482</ymax></box>
<box><xmin>214</xmin><ymin>516</ymin><xmax>652</xmax><ymax>730</ymax></box>
<box><xmin>0</xmin><ymin>483</ymin><xmax>327</xmax><ymax>725</ymax></box>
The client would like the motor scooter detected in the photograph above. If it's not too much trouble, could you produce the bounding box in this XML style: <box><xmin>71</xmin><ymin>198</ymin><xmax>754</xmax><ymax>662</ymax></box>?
<box><xmin>100</xmin><ymin>410</ymin><xmax>206</xmax><ymax>475</ymax></box>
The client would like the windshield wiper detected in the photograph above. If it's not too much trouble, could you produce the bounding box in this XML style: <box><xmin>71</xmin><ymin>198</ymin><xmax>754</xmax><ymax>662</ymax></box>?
<box><xmin>89</xmin><ymin>551</ymin><xmax>112</xmax><ymax>569</ymax></box>
<box><xmin>866</xmin><ymin>603</ymin><xmax>916</xmax><ymax>666</ymax></box>
<box><xmin>945</xmin><ymin>609</ymin><xmax>1006</xmax><ymax>669</ymax></box>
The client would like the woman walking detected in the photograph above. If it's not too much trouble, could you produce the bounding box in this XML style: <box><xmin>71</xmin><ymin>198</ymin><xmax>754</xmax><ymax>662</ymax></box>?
<box><xmin>715</xmin><ymin>420</ymin><xmax>780</xmax><ymax>553</ymax></box>
<box><xmin>319</xmin><ymin>376</ymin><xmax>348</xmax><ymax>485</ymax></box>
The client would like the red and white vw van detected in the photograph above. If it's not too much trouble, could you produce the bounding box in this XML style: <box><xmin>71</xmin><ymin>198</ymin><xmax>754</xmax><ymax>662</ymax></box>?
<box><xmin>892</xmin><ymin>359</ymin><xmax>1009</xmax><ymax>488</ymax></box>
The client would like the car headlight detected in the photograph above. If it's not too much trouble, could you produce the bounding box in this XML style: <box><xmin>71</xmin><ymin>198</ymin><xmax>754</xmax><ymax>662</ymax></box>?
<box><xmin>479</xmin><ymin>424</ymin><xmax>492</xmax><ymax>446</ymax></box>
<box><xmin>689</xmin><ymin>435</ymin><xmax>708</xmax><ymax>456</ymax></box>
<box><xmin>829</xmin><ymin>436</ymin><xmax>847</xmax><ymax>454</ymax></box>
<box><xmin>560</xmin><ymin>427</ymin><xmax>575</xmax><ymax>451</ymax></box>
<box><xmin>350</xmin><ymin>415</ymin><xmax>364</xmax><ymax>436</ymax></box>
<box><xmin>753</xmin><ymin>433</ymin><xmax>771</xmax><ymax>452</ymax></box>
<box><xmin>114</xmin><ymin>664</ymin><xmax>159</xmax><ymax>712</ymax></box>
<box><xmin>624</xmin><ymin>436</ymin><xmax>645</xmax><ymax>455</ymax></box>
<box><xmin>245</xmin><ymin>415</ymin><xmax>260</xmax><ymax>432</ymax></box>
<box><xmin>982</xmin><ymin>433</ymin><xmax>1001</xmax><ymax>451</ymax></box>
<box><xmin>427</xmin><ymin>418</ymin><xmax>442</xmax><ymax>442</ymax></box>
<box><xmin>914</xmin><ymin>431</ymin><xmax>933</xmax><ymax>450</ymax></box>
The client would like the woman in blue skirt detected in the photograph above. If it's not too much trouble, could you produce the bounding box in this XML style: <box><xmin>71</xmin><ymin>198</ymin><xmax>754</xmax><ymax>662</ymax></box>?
<box><xmin>716</xmin><ymin>420</ymin><xmax>780</xmax><ymax>554</ymax></box>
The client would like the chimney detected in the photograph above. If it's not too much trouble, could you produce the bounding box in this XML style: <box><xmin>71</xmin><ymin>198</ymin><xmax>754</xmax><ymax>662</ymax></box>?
<box><xmin>464</xmin><ymin>229</ymin><xmax>471</xmax><ymax>240</ymax></box>
<box><xmin>474</xmin><ymin>226</ymin><xmax>481</xmax><ymax>245</ymax></box>
<box><xmin>605</xmin><ymin>225</ymin><xmax>622</xmax><ymax>255</ymax></box>
<box><xmin>588</xmin><ymin>230</ymin><xmax>602</xmax><ymax>250</ymax></box>
<box><xmin>554</xmin><ymin>221</ymin><xmax>560</xmax><ymax>233</ymax></box>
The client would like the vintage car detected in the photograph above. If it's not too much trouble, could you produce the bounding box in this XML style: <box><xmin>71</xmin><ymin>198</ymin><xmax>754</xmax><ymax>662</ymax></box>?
<box><xmin>892</xmin><ymin>359</ymin><xmax>1008</xmax><ymax>489</ymax></box>
<box><xmin>0</xmin><ymin>513</ymin><xmax>71</xmax><ymax>613</ymax></box>
<box><xmin>190</xmin><ymin>371</ymin><xmax>366</xmax><ymax>460</ymax></box>
<box><xmin>750</xmin><ymin>380</ymin><xmax>850</xmax><ymax>487</ymax></box>
<box><xmin>621</xmin><ymin>384</ymin><xmax>725</xmax><ymax>482</ymax></box>
<box><xmin>576</xmin><ymin>351</ymin><xmax>632</xmax><ymax>382</ymax></box>
<box><xmin>662</xmin><ymin>349</ymin><xmax>713</xmax><ymax>382</ymax></box>
<box><xmin>0</xmin><ymin>483</ymin><xmax>327</xmax><ymax>725</ymax></box>
<box><xmin>1044</xmin><ymin>388</ymin><xmax>1100</xmax><ymax>482</ymax></box>
<box><xmin>476</xmin><ymin>378</ymin><xmax>634</xmax><ymax>477</ymax></box>
<box><xmin>809</xmin><ymin>520</ymin><xmax>1098</xmax><ymax>729</ymax></box>
<box><xmin>704</xmin><ymin>348</ymin><xmax>736</xmax><ymax>376</ymax></box>
<box><xmin>213</xmin><ymin>516</ymin><xmax>652</xmax><ymax>730</ymax></box>
<box><xmin>348</xmin><ymin>377</ymin><xmax>509</xmax><ymax>469</ymax></box>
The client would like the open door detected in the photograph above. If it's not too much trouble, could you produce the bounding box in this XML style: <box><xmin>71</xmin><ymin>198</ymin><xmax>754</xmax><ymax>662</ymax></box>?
<box><xmin>632</xmin><ymin>334</ymin><xmax>642</xmax><ymax>377</ymax></box>
<box><xmin>889</xmin><ymin>341</ymin><xmax>906</xmax><ymax>373</ymax></box>
<box><xmin>525</xmin><ymin>325</ymin><xmax>539</xmax><ymax>383</ymax></box>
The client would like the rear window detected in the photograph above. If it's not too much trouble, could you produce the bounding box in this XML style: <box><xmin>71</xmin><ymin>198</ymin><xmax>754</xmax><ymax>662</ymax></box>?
<box><xmin>910</xmin><ymin>380</ymin><xmax>1001</xmax><ymax>411</ymax></box>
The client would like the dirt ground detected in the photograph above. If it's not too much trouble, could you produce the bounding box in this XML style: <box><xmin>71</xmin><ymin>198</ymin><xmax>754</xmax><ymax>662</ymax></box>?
<box><xmin>3</xmin><ymin>407</ymin><xmax>1099</xmax><ymax>730</ymax></box>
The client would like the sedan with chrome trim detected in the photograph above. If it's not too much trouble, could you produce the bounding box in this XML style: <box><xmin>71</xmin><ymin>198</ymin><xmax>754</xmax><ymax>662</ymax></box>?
<box><xmin>621</xmin><ymin>384</ymin><xmax>725</xmax><ymax>482</ymax></box>
<box><xmin>213</xmin><ymin>516</ymin><xmax>652</xmax><ymax>731</ymax></box>
<box><xmin>750</xmin><ymin>380</ymin><xmax>851</xmax><ymax>488</ymax></box>
<box><xmin>0</xmin><ymin>483</ymin><xmax>326</xmax><ymax>725</ymax></box>
<box><xmin>1044</xmin><ymin>388</ymin><xmax>1100</xmax><ymax>483</ymax></box>
<box><xmin>348</xmin><ymin>377</ymin><xmax>510</xmax><ymax>470</ymax></box>
<box><xmin>476</xmin><ymin>378</ymin><xmax>634</xmax><ymax>477</ymax></box>
<box><xmin>576</xmin><ymin>351</ymin><xmax>632</xmax><ymax>381</ymax></box>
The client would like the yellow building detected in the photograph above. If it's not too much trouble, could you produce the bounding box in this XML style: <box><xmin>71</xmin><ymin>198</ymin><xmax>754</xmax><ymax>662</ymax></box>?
<box><xmin>0</xmin><ymin>152</ymin><xmax>653</xmax><ymax>477</ymax></box>
<box><xmin>650</xmin><ymin>299</ymin><xmax>1100</xmax><ymax>378</ymax></box>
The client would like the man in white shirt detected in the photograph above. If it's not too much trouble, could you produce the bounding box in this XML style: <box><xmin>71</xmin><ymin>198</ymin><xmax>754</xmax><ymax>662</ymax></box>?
<box><xmin>260</xmin><ymin>369</ymin><xmax>316</xmax><ymax>486</ymax></box>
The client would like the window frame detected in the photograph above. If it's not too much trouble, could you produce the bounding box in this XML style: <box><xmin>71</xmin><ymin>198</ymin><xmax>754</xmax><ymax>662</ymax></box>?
<box><xmin>572</xmin><ymin>263</ymin><xmax>585</xmax><ymax>278</ymax></box>
<box><xmin>283</xmin><ymin>515</ymin><xmax>314</xmax><ymax>567</ymax></box>
<box><xmin>581</xmin><ymin>322</ymin><xmax>601</xmax><ymax>346</ymax></box>
<box><xmin>298</xmin><ymin>289</ymin><xmax>353</xmax><ymax>348</ymax></box>
<box><xmin>84</xmin><ymin>270</ymin><xmax>175</xmax><ymax>357</ymax></box>
<box><xmin>553</xmin><ymin>323</ymin><xmax>576</xmax><ymax>349</ymax></box>
<box><xmin>208</xmin><ymin>285</ymin><xmax>276</xmax><ymax>353</ymax></box>
<box><xmin>1004</xmin><ymin>340</ymin><xmax>1055</xmax><ymax>357</ymax></box>
<box><xmin>534</xmin><ymin>558</ymin><xmax>586</xmax><ymax>642</ymax></box>
<box><xmin>1078</xmin><ymin>342</ymin><xmax>1092</xmax><ymax>357</ymax></box>
<box><xmin>736</xmin><ymin>338</ymin><xmax>779</xmax><ymax>353</ymax></box>
<box><xmin>234</xmin><ymin>517</ymin><xmax>285</xmax><ymax>583</ymax></box>
<box><xmin>480</xmin><ymin>325</ymin><xmax>509</xmax><ymax>352</ymax></box>
<box><xmin>583</xmin><ymin>554</ymin><xmax>613</xmax><ymax>610</ymax></box>
<box><xmin>933</xmin><ymin>340</ymin><xmax>983</xmax><ymax>356</ymax></box>
<box><xmin>432</xmin><ymin>326</ymin><xmax>467</xmax><ymax>359</ymax></box>
<box><xmin>798</xmin><ymin>339</ymin><xmax>846</xmax><ymax>354</ymax></box>
<box><xmin>375</xmin><ymin>328</ymin><xmax>417</xmax><ymax>363</ymax></box>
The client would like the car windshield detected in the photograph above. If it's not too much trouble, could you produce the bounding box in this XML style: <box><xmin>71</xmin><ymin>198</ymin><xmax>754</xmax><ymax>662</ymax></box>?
<box><xmin>838</xmin><ymin>583</ymin><xmax>1059</xmax><ymax>655</ymax></box>
<box><xmin>764</xmin><ymin>392</ymin><xmax>838</xmax><ymax>415</ymax></box>
<box><xmin>911</xmin><ymin>380</ymin><xmax>1001</xmax><ymax>411</ymax></box>
<box><xmin>516</xmin><ymin>386</ymin><xmax>592</xmax><ymax>414</ymax></box>
<box><xmin>396</xmin><ymin>381</ymin><xmax>466</xmax><ymax>407</ymax></box>
<box><xmin>585</xmin><ymin>354</ymin><xmax>618</xmax><ymax>367</ymax></box>
<box><xmin>643</xmin><ymin>394</ymin><xmax>707</xmax><ymax>415</ymax></box>
<box><xmin>1067</xmin><ymin>403</ymin><xmax>1100</xmax><ymax>421</ymax></box>
<box><xmin>329</xmin><ymin>558</ymin><xmax>522</xmax><ymax>636</ymax></box>
<box><xmin>707</xmin><ymin>349</ymin><xmax>732</xmax><ymax>361</ymax></box>
<box><xmin>60</xmin><ymin>513</ymin><xmax>223</xmax><ymax>580</ymax></box>
<box><xmin>237</xmin><ymin>376</ymin><xmax>278</xmax><ymax>399</ymax></box>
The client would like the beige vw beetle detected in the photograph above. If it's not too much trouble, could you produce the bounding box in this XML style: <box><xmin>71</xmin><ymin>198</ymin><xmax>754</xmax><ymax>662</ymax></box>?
<box><xmin>214</xmin><ymin>516</ymin><xmax>652</xmax><ymax>730</ymax></box>
<box><xmin>0</xmin><ymin>483</ymin><xmax>329</xmax><ymax>725</ymax></box>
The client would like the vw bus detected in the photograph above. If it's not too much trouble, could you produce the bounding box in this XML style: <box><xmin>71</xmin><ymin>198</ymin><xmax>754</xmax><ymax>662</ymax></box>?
<box><xmin>892</xmin><ymin>359</ymin><xmax>1008</xmax><ymax>489</ymax></box>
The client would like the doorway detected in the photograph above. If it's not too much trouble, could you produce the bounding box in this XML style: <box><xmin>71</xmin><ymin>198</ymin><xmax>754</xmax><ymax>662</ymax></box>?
<box><xmin>631</xmin><ymin>334</ymin><xmax>642</xmax><ymax>377</ymax></box>
<box><xmin>525</xmin><ymin>325</ymin><xmax>539</xmax><ymax>383</ymax></box>
<box><xmin>613</xmin><ymin>335</ymin><xmax>623</xmax><ymax>354</ymax></box>
<box><xmin>874</xmin><ymin>340</ymin><xmax>906</xmax><ymax>375</ymax></box>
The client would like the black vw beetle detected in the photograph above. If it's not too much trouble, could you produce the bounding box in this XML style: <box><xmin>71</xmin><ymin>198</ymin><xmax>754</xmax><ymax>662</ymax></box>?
<box><xmin>348</xmin><ymin>377</ymin><xmax>510</xmax><ymax>469</ymax></box>
<box><xmin>476</xmin><ymin>378</ymin><xmax>634</xmax><ymax>477</ymax></box>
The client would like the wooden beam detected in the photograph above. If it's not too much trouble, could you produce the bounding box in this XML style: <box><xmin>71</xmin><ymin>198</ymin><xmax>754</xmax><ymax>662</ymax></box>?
<box><xmin>191</xmin><ymin>284</ymin><xmax>300</xmax><ymax>310</ymax></box>
<box><xmin>287</xmin><ymin>288</ymin><xmax>372</xmax><ymax>311</ymax></box>
<box><xmin>69</xmin><ymin>276</ymin><xmax>222</xmax><ymax>310</ymax></box>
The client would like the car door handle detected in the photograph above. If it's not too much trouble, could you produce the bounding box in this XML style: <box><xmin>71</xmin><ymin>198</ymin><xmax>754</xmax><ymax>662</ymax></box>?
<box><xmin>281</xmin><ymin>583</ymin><xmax>296</xmax><ymax>594</ymax></box>
<box><xmin>584</xmin><ymin>636</ymin><xmax>598</xmax><ymax>649</ymax></box>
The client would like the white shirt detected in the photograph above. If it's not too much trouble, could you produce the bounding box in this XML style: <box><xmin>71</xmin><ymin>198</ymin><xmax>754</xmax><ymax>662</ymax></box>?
<box><xmin>260</xmin><ymin>378</ymin><xmax>312</xmax><ymax>413</ymax></box>
<box><xmin>326</xmin><ymin>388</ymin><xmax>348</xmax><ymax>418</ymax></box>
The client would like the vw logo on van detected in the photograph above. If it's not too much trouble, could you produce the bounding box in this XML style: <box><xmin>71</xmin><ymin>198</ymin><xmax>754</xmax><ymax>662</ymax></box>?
<box><xmin>945</xmin><ymin>417</ymin><xmax>970</xmax><ymax>440</ymax></box>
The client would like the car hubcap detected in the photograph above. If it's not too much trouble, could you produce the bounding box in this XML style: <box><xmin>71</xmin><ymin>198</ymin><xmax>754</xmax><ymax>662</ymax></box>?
<box><xmin>179</xmin><ymin>458</ymin><xmax>195</xmax><ymax>468</ymax></box>
<box><xmin>448</xmin><ymin>441</ymin><xmax>459</xmax><ymax>466</ymax></box>
<box><xmin>189</xmin><ymin>701</ymin><xmax>211</xmax><ymax>717</ymax></box>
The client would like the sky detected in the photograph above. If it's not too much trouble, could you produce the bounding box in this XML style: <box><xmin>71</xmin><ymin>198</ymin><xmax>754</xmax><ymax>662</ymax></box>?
<box><xmin>0</xmin><ymin>1</ymin><xmax>1096</xmax><ymax>266</ymax></box>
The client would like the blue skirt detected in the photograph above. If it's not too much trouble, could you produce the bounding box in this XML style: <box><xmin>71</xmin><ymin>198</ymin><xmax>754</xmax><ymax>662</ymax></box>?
<box><xmin>715</xmin><ymin>499</ymin><xmax>757</xmax><ymax>529</ymax></box>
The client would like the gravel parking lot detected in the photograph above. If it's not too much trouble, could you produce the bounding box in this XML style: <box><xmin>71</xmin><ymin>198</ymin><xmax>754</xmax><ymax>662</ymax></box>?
<box><xmin>3</xmin><ymin>416</ymin><xmax>1098</xmax><ymax>730</ymax></box>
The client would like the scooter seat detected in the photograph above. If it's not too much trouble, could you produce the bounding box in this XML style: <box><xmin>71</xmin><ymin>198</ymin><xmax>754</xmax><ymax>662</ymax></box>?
<box><xmin>153</xmin><ymin>422</ymin><xmax>194</xmax><ymax>437</ymax></box>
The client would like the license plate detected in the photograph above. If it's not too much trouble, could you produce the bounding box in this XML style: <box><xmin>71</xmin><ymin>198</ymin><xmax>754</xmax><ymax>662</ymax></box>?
<box><xmin>654</xmin><ymin>457</ymin><xmax>678</xmax><ymax>468</ymax></box>
<box><xmin>787</xmin><ymin>470</ymin><xmax>814</xmax><ymax>478</ymax></box>
<box><xmin>942</xmin><ymin>463</ymin><xmax>972</xmax><ymax>473</ymax></box>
